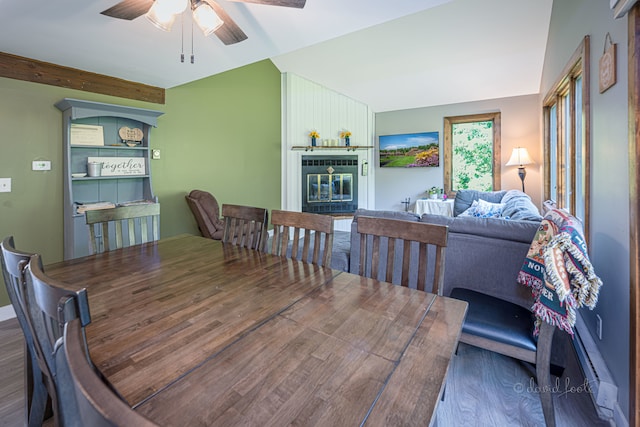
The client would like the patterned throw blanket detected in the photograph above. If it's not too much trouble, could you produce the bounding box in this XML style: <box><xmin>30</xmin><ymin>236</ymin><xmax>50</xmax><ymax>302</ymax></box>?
<box><xmin>517</xmin><ymin>208</ymin><xmax>602</xmax><ymax>336</ymax></box>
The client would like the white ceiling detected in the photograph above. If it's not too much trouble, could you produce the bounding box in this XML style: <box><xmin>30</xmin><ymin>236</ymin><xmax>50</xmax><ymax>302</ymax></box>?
<box><xmin>0</xmin><ymin>0</ymin><xmax>552</xmax><ymax>112</ymax></box>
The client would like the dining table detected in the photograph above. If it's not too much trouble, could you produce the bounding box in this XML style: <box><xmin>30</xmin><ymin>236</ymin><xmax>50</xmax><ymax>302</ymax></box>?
<box><xmin>45</xmin><ymin>234</ymin><xmax>467</xmax><ymax>426</ymax></box>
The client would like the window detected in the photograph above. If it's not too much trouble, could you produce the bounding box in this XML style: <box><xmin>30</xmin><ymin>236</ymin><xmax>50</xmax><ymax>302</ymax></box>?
<box><xmin>543</xmin><ymin>36</ymin><xmax>590</xmax><ymax>237</ymax></box>
<box><xmin>443</xmin><ymin>112</ymin><xmax>501</xmax><ymax>195</ymax></box>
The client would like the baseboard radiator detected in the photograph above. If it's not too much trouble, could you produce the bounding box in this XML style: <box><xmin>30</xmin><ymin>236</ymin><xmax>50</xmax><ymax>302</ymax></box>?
<box><xmin>573</xmin><ymin>312</ymin><xmax>617</xmax><ymax>420</ymax></box>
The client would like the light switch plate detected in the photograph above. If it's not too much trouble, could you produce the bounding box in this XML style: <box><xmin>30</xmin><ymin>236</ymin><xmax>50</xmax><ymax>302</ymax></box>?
<box><xmin>32</xmin><ymin>160</ymin><xmax>51</xmax><ymax>171</ymax></box>
<box><xmin>0</xmin><ymin>178</ymin><xmax>11</xmax><ymax>192</ymax></box>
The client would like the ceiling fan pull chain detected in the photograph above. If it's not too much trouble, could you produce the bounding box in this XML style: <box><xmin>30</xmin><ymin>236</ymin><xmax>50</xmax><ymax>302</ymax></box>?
<box><xmin>191</xmin><ymin>16</ymin><xmax>195</xmax><ymax>64</ymax></box>
<box><xmin>180</xmin><ymin>13</ymin><xmax>185</xmax><ymax>63</ymax></box>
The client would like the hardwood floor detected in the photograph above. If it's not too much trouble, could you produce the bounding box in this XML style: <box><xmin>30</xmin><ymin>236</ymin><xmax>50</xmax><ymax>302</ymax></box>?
<box><xmin>0</xmin><ymin>317</ymin><xmax>611</xmax><ymax>427</ymax></box>
<box><xmin>0</xmin><ymin>318</ymin><xmax>24</xmax><ymax>427</ymax></box>
<box><xmin>436</xmin><ymin>341</ymin><xmax>612</xmax><ymax>426</ymax></box>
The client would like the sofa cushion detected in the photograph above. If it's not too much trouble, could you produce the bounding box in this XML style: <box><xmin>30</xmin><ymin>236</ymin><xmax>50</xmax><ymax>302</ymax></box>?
<box><xmin>459</xmin><ymin>199</ymin><xmax>505</xmax><ymax>218</ymax></box>
<box><xmin>500</xmin><ymin>190</ymin><xmax>543</xmax><ymax>221</ymax></box>
<box><xmin>420</xmin><ymin>213</ymin><xmax>539</xmax><ymax>244</ymax></box>
<box><xmin>453</xmin><ymin>190</ymin><xmax>507</xmax><ymax>217</ymax></box>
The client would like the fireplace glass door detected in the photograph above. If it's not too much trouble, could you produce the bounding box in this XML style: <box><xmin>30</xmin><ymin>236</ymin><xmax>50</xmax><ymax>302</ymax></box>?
<box><xmin>307</xmin><ymin>173</ymin><xmax>353</xmax><ymax>204</ymax></box>
<box><xmin>301</xmin><ymin>155</ymin><xmax>358</xmax><ymax>214</ymax></box>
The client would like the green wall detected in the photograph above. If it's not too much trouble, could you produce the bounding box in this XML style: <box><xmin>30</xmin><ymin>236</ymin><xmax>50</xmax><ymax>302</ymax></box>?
<box><xmin>154</xmin><ymin>60</ymin><xmax>282</xmax><ymax>238</ymax></box>
<box><xmin>0</xmin><ymin>59</ymin><xmax>282</xmax><ymax>307</ymax></box>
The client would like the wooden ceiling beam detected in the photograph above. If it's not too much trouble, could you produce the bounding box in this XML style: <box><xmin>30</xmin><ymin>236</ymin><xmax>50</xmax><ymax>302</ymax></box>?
<box><xmin>0</xmin><ymin>52</ymin><xmax>165</xmax><ymax>104</ymax></box>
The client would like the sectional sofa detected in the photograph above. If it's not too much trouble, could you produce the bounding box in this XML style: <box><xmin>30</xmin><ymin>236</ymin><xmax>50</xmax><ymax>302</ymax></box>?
<box><xmin>347</xmin><ymin>190</ymin><xmax>543</xmax><ymax>308</ymax></box>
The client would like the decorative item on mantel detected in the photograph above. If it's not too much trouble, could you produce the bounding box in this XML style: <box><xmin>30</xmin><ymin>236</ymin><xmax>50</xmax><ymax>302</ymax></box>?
<box><xmin>309</xmin><ymin>130</ymin><xmax>320</xmax><ymax>147</ymax></box>
<box><xmin>428</xmin><ymin>186</ymin><xmax>443</xmax><ymax>199</ymax></box>
<box><xmin>340</xmin><ymin>130</ymin><xmax>352</xmax><ymax>146</ymax></box>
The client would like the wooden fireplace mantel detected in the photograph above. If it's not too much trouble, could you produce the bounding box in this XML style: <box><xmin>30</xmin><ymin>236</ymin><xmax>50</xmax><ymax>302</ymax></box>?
<box><xmin>291</xmin><ymin>145</ymin><xmax>373</xmax><ymax>152</ymax></box>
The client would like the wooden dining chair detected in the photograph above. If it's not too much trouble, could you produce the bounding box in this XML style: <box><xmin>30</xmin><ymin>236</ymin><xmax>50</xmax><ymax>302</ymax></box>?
<box><xmin>356</xmin><ymin>216</ymin><xmax>449</xmax><ymax>294</ymax></box>
<box><xmin>270</xmin><ymin>210</ymin><xmax>335</xmax><ymax>267</ymax></box>
<box><xmin>221</xmin><ymin>204</ymin><xmax>268</xmax><ymax>251</ymax></box>
<box><xmin>57</xmin><ymin>317</ymin><xmax>159</xmax><ymax>427</ymax></box>
<box><xmin>0</xmin><ymin>236</ymin><xmax>50</xmax><ymax>427</ymax></box>
<box><xmin>22</xmin><ymin>254</ymin><xmax>93</xmax><ymax>427</ymax></box>
<box><xmin>85</xmin><ymin>203</ymin><xmax>160</xmax><ymax>254</ymax></box>
<box><xmin>449</xmin><ymin>287</ymin><xmax>557</xmax><ymax>426</ymax></box>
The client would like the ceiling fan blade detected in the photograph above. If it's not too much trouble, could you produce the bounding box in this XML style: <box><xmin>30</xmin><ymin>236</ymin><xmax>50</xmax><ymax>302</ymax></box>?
<box><xmin>206</xmin><ymin>1</ymin><xmax>248</xmax><ymax>45</ymax></box>
<box><xmin>226</xmin><ymin>0</ymin><xmax>306</xmax><ymax>9</ymax></box>
<box><xmin>101</xmin><ymin>0</ymin><xmax>154</xmax><ymax>20</ymax></box>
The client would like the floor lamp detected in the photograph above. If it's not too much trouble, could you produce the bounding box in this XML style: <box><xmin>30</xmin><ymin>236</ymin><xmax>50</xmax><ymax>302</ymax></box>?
<box><xmin>506</xmin><ymin>147</ymin><xmax>534</xmax><ymax>192</ymax></box>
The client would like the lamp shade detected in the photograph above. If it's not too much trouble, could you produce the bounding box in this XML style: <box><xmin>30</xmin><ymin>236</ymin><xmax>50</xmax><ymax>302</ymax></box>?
<box><xmin>506</xmin><ymin>147</ymin><xmax>534</xmax><ymax>166</ymax></box>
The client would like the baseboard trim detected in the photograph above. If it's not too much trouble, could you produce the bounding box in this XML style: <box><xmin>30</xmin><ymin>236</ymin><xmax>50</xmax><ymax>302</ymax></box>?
<box><xmin>612</xmin><ymin>401</ymin><xmax>628</xmax><ymax>427</ymax></box>
<box><xmin>0</xmin><ymin>304</ymin><xmax>16</xmax><ymax>322</ymax></box>
<box><xmin>574</xmin><ymin>312</ymin><xmax>627</xmax><ymax>425</ymax></box>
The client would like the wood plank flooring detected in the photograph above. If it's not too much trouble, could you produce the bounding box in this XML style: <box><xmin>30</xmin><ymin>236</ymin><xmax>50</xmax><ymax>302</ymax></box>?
<box><xmin>436</xmin><ymin>340</ymin><xmax>612</xmax><ymax>426</ymax></box>
<box><xmin>0</xmin><ymin>318</ymin><xmax>24</xmax><ymax>427</ymax></box>
<box><xmin>0</xmin><ymin>317</ymin><xmax>611</xmax><ymax>426</ymax></box>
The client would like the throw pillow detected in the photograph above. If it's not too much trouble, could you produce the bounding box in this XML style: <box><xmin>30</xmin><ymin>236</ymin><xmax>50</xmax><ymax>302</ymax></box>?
<box><xmin>459</xmin><ymin>199</ymin><xmax>505</xmax><ymax>218</ymax></box>
<box><xmin>453</xmin><ymin>189</ymin><xmax>507</xmax><ymax>216</ymax></box>
<box><xmin>458</xmin><ymin>200</ymin><xmax>479</xmax><ymax>217</ymax></box>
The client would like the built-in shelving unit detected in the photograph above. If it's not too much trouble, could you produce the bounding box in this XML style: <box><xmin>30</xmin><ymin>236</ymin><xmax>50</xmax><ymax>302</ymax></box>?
<box><xmin>55</xmin><ymin>98</ymin><xmax>164</xmax><ymax>260</ymax></box>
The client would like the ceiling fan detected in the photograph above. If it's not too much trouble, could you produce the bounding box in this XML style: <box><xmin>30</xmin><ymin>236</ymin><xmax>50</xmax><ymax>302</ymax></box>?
<box><xmin>100</xmin><ymin>0</ymin><xmax>306</xmax><ymax>45</ymax></box>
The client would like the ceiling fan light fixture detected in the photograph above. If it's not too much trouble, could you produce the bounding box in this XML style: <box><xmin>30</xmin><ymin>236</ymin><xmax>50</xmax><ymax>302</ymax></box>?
<box><xmin>157</xmin><ymin>0</ymin><xmax>189</xmax><ymax>15</ymax></box>
<box><xmin>192</xmin><ymin>1</ymin><xmax>224</xmax><ymax>36</ymax></box>
<box><xmin>145</xmin><ymin>0</ymin><xmax>189</xmax><ymax>31</ymax></box>
<box><xmin>145</xmin><ymin>3</ymin><xmax>177</xmax><ymax>31</ymax></box>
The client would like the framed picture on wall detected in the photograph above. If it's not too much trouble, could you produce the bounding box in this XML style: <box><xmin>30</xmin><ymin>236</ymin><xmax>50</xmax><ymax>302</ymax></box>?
<box><xmin>378</xmin><ymin>131</ymin><xmax>439</xmax><ymax>168</ymax></box>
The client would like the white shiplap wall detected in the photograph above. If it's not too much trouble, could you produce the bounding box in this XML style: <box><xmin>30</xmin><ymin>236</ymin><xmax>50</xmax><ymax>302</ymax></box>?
<box><xmin>281</xmin><ymin>73</ymin><xmax>376</xmax><ymax>218</ymax></box>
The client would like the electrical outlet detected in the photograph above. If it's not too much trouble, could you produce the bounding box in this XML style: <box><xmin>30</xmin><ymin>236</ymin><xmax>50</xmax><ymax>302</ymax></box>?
<box><xmin>32</xmin><ymin>160</ymin><xmax>51</xmax><ymax>171</ymax></box>
<box><xmin>151</xmin><ymin>149</ymin><xmax>161</xmax><ymax>160</ymax></box>
<box><xmin>596</xmin><ymin>314</ymin><xmax>603</xmax><ymax>340</ymax></box>
<box><xmin>0</xmin><ymin>178</ymin><xmax>11</xmax><ymax>192</ymax></box>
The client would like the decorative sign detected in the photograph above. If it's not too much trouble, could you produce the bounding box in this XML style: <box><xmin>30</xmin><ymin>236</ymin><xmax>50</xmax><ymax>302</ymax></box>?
<box><xmin>70</xmin><ymin>124</ymin><xmax>104</xmax><ymax>146</ymax></box>
<box><xmin>599</xmin><ymin>33</ymin><xmax>617</xmax><ymax>93</ymax></box>
<box><xmin>87</xmin><ymin>157</ymin><xmax>146</xmax><ymax>176</ymax></box>
<box><xmin>118</xmin><ymin>126</ymin><xmax>144</xmax><ymax>147</ymax></box>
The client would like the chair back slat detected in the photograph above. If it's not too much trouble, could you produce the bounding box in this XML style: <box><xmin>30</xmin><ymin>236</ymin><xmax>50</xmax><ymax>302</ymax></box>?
<box><xmin>0</xmin><ymin>236</ymin><xmax>50</xmax><ymax>427</ymax></box>
<box><xmin>270</xmin><ymin>210</ymin><xmax>334</xmax><ymax>267</ymax></box>
<box><xmin>85</xmin><ymin>204</ymin><xmax>160</xmax><ymax>254</ymax></box>
<box><xmin>221</xmin><ymin>204</ymin><xmax>268</xmax><ymax>251</ymax></box>
<box><xmin>356</xmin><ymin>216</ymin><xmax>448</xmax><ymax>294</ymax></box>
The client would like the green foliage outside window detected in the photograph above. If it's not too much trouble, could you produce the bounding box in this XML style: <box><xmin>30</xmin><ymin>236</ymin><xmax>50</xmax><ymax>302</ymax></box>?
<box><xmin>452</xmin><ymin>121</ymin><xmax>494</xmax><ymax>191</ymax></box>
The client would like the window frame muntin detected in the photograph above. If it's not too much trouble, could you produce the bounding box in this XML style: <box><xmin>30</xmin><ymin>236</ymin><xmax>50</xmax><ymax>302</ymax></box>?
<box><xmin>542</xmin><ymin>36</ymin><xmax>590</xmax><ymax>240</ymax></box>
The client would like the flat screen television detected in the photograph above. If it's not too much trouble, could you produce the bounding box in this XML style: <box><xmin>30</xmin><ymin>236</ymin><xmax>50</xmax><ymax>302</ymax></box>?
<box><xmin>378</xmin><ymin>131</ymin><xmax>439</xmax><ymax>168</ymax></box>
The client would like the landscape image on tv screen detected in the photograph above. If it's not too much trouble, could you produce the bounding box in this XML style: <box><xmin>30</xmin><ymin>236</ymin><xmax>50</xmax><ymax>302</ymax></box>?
<box><xmin>378</xmin><ymin>131</ymin><xmax>440</xmax><ymax>168</ymax></box>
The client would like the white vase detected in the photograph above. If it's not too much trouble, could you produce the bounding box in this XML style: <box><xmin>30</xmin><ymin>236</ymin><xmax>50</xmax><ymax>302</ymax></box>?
<box><xmin>429</xmin><ymin>193</ymin><xmax>438</xmax><ymax>199</ymax></box>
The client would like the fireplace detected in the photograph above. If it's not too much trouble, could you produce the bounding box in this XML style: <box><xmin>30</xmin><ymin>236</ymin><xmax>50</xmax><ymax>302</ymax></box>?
<box><xmin>301</xmin><ymin>155</ymin><xmax>358</xmax><ymax>214</ymax></box>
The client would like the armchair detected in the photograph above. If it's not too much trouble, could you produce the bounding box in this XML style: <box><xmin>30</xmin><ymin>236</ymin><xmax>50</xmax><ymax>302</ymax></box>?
<box><xmin>185</xmin><ymin>190</ymin><xmax>224</xmax><ymax>240</ymax></box>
